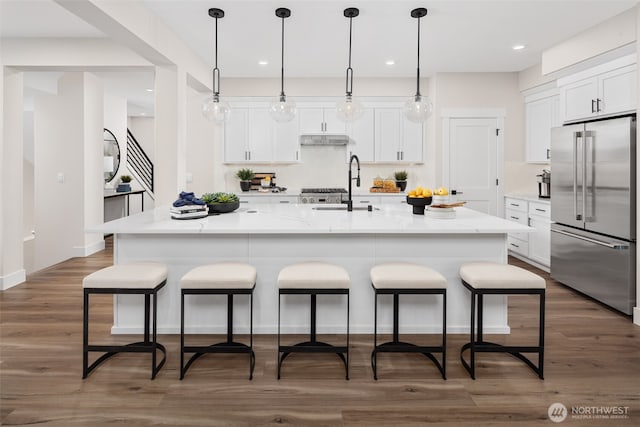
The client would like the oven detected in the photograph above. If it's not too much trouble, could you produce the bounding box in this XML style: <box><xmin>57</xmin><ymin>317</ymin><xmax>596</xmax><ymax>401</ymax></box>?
<box><xmin>298</xmin><ymin>188</ymin><xmax>347</xmax><ymax>204</ymax></box>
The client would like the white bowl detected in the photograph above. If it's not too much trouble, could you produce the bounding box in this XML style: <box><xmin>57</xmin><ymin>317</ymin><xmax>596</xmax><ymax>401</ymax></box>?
<box><xmin>431</xmin><ymin>195</ymin><xmax>449</xmax><ymax>204</ymax></box>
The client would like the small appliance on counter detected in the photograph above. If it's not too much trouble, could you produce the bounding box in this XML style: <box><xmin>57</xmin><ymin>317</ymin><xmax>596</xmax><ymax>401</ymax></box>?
<box><xmin>537</xmin><ymin>169</ymin><xmax>550</xmax><ymax>199</ymax></box>
<box><xmin>299</xmin><ymin>188</ymin><xmax>347</xmax><ymax>204</ymax></box>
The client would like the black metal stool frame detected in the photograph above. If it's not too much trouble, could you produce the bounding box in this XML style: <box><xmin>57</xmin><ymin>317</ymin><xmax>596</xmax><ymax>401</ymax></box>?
<box><xmin>460</xmin><ymin>279</ymin><xmax>545</xmax><ymax>380</ymax></box>
<box><xmin>180</xmin><ymin>285</ymin><xmax>255</xmax><ymax>380</ymax></box>
<box><xmin>371</xmin><ymin>286</ymin><xmax>447</xmax><ymax>380</ymax></box>
<box><xmin>278</xmin><ymin>288</ymin><xmax>350</xmax><ymax>380</ymax></box>
<box><xmin>83</xmin><ymin>280</ymin><xmax>167</xmax><ymax>380</ymax></box>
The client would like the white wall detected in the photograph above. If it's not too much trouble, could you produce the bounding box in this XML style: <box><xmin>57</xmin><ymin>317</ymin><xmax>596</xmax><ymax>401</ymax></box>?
<box><xmin>518</xmin><ymin>63</ymin><xmax>555</xmax><ymax>92</ymax></box>
<box><xmin>433</xmin><ymin>72</ymin><xmax>543</xmax><ymax>195</ymax></box>
<box><xmin>542</xmin><ymin>7</ymin><xmax>636</xmax><ymax>75</ymax></box>
<box><xmin>104</xmin><ymin>93</ymin><xmax>128</xmax><ymax>190</ymax></box>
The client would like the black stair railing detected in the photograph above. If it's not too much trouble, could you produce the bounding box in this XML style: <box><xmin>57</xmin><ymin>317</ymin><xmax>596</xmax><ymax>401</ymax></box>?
<box><xmin>126</xmin><ymin>128</ymin><xmax>154</xmax><ymax>197</ymax></box>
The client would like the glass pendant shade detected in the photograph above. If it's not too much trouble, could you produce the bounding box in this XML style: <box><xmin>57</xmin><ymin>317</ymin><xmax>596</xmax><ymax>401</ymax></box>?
<box><xmin>336</xmin><ymin>8</ymin><xmax>362</xmax><ymax>123</ymax></box>
<box><xmin>269</xmin><ymin>96</ymin><xmax>297</xmax><ymax>123</ymax></box>
<box><xmin>404</xmin><ymin>95</ymin><xmax>433</xmax><ymax>123</ymax></box>
<box><xmin>202</xmin><ymin>95</ymin><xmax>231</xmax><ymax>122</ymax></box>
<box><xmin>271</xmin><ymin>8</ymin><xmax>295</xmax><ymax>123</ymax></box>
<box><xmin>203</xmin><ymin>8</ymin><xmax>229</xmax><ymax>123</ymax></box>
<box><xmin>336</xmin><ymin>95</ymin><xmax>364</xmax><ymax>122</ymax></box>
<box><xmin>404</xmin><ymin>8</ymin><xmax>431</xmax><ymax>123</ymax></box>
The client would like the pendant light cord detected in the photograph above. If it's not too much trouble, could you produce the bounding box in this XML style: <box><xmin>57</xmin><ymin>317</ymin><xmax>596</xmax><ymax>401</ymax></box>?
<box><xmin>213</xmin><ymin>14</ymin><xmax>220</xmax><ymax>100</ymax></box>
<box><xmin>415</xmin><ymin>15</ymin><xmax>421</xmax><ymax>98</ymax></box>
<box><xmin>345</xmin><ymin>14</ymin><xmax>354</xmax><ymax>97</ymax></box>
<box><xmin>280</xmin><ymin>14</ymin><xmax>286</xmax><ymax>100</ymax></box>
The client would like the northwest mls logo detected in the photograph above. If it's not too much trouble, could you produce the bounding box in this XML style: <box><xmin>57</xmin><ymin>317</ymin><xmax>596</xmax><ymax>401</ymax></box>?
<box><xmin>548</xmin><ymin>402</ymin><xmax>568</xmax><ymax>423</ymax></box>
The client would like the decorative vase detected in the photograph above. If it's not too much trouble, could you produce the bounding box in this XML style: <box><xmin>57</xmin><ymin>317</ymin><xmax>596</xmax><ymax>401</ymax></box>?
<box><xmin>396</xmin><ymin>180</ymin><xmax>407</xmax><ymax>191</ymax></box>
<box><xmin>240</xmin><ymin>180</ymin><xmax>252</xmax><ymax>192</ymax></box>
<box><xmin>116</xmin><ymin>183</ymin><xmax>131</xmax><ymax>192</ymax></box>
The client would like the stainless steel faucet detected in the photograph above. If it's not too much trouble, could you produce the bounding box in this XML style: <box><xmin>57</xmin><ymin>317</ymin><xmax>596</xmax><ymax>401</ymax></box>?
<box><xmin>346</xmin><ymin>154</ymin><xmax>360</xmax><ymax>212</ymax></box>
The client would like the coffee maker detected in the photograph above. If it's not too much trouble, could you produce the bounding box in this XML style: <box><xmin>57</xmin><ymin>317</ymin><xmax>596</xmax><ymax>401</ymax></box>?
<box><xmin>537</xmin><ymin>169</ymin><xmax>550</xmax><ymax>199</ymax></box>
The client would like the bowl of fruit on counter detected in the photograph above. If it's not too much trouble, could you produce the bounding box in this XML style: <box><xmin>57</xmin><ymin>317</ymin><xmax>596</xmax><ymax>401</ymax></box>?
<box><xmin>406</xmin><ymin>186</ymin><xmax>433</xmax><ymax>215</ymax></box>
<box><xmin>201</xmin><ymin>192</ymin><xmax>240</xmax><ymax>214</ymax></box>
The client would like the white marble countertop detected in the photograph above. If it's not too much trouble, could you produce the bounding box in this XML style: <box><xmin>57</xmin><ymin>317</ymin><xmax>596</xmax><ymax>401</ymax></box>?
<box><xmin>504</xmin><ymin>193</ymin><xmax>551</xmax><ymax>204</ymax></box>
<box><xmin>90</xmin><ymin>204</ymin><xmax>533</xmax><ymax>235</ymax></box>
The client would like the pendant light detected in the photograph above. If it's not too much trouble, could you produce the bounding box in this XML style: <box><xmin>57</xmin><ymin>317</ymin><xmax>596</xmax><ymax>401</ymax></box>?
<box><xmin>335</xmin><ymin>7</ymin><xmax>364</xmax><ymax>122</ymax></box>
<box><xmin>202</xmin><ymin>8</ymin><xmax>230</xmax><ymax>122</ymax></box>
<box><xmin>403</xmin><ymin>8</ymin><xmax>433</xmax><ymax>123</ymax></box>
<box><xmin>269</xmin><ymin>8</ymin><xmax>296</xmax><ymax>123</ymax></box>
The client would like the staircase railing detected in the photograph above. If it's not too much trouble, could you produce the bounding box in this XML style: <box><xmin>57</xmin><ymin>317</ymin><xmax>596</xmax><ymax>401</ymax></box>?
<box><xmin>126</xmin><ymin>128</ymin><xmax>154</xmax><ymax>198</ymax></box>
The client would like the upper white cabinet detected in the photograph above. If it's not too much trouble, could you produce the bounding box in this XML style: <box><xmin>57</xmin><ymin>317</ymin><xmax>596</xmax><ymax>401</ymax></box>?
<box><xmin>374</xmin><ymin>108</ymin><xmax>423</xmax><ymax>163</ymax></box>
<box><xmin>224</xmin><ymin>107</ymin><xmax>299</xmax><ymax>163</ymax></box>
<box><xmin>525</xmin><ymin>89</ymin><xmax>560</xmax><ymax>163</ymax></box>
<box><xmin>559</xmin><ymin>54</ymin><xmax>637</xmax><ymax>123</ymax></box>
<box><xmin>298</xmin><ymin>108</ymin><xmax>346</xmax><ymax>134</ymax></box>
<box><xmin>346</xmin><ymin>108</ymin><xmax>375</xmax><ymax>162</ymax></box>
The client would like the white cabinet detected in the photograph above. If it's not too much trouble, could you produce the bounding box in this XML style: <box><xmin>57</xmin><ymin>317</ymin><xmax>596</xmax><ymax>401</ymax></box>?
<box><xmin>346</xmin><ymin>109</ymin><xmax>375</xmax><ymax>162</ymax></box>
<box><xmin>298</xmin><ymin>108</ymin><xmax>346</xmax><ymax>134</ymax></box>
<box><xmin>224</xmin><ymin>107</ymin><xmax>299</xmax><ymax>163</ymax></box>
<box><xmin>525</xmin><ymin>90</ymin><xmax>559</xmax><ymax>163</ymax></box>
<box><xmin>503</xmin><ymin>196</ymin><xmax>550</xmax><ymax>268</ymax></box>
<box><xmin>374</xmin><ymin>108</ymin><xmax>423</xmax><ymax>163</ymax></box>
<box><xmin>239</xmin><ymin>195</ymin><xmax>298</xmax><ymax>205</ymax></box>
<box><xmin>559</xmin><ymin>55</ymin><xmax>636</xmax><ymax>123</ymax></box>
<box><xmin>527</xmin><ymin>201</ymin><xmax>550</xmax><ymax>267</ymax></box>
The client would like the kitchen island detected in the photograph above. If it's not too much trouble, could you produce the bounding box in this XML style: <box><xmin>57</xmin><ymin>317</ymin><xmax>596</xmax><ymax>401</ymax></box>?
<box><xmin>90</xmin><ymin>204</ymin><xmax>532</xmax><ymax>335</ymax></box>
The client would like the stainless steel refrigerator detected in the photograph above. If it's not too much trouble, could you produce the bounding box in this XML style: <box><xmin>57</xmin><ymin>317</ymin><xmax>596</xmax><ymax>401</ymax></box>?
<box><xmin>550</xmin><ymin>115</ymin><xmax>636</xmax><ymax>315</ymax></box>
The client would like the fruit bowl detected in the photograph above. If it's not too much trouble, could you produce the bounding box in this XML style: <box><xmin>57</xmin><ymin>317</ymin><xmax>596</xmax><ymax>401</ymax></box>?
<box><xmin>406</xmin><ymin>196</ymin><xmax>433</xmax><ymax>215</ymax></box>
<box><xmin>206</xmin><ymin>201</ymin><xmax>240</xmax><ymax>215</ymax></box>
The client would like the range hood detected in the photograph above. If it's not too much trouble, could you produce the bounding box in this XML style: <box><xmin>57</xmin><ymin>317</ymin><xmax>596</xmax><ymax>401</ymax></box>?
<box><xmin>299</xmin><ymin>134</ymin><xmax>349</xmax><ymax>146</ymax></box>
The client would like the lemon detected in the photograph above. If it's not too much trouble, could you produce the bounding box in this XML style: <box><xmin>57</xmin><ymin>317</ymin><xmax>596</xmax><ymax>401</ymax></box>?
<box><xmin>408</xmin><ymin>190</ymin><xmax>417</xmax><ymax>197</ymax></box>
<box><xmin>415</xmin><ymin>187</ymin><xmax>423</xmax><ymax>196</ymax></box>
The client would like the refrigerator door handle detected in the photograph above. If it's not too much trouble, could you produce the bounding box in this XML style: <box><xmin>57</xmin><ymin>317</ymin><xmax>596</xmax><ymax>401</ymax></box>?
<box><xmin>583</xmin><ymin>130</ymin><xmax>593</xmax><ymax>222</ymax></box>
<box><xmin>551</xmin><ymin>228</ymin><xmax>629</xmax><ymax>250</ymax></box>
<box><xmin>573</xmin><ymin>131</ymin><xmax>582</xmax><ymax>220</ymax></box>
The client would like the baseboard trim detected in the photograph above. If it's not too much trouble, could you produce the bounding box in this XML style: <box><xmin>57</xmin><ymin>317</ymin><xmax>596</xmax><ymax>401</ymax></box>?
<box><xmin>508</xmin><ymin>252</ymin><xmax>550</xmax><ymax>273</ymax></box>
<box><xmin>1</xmin><ymin>269</ymin><xmax>26</xmax><ymax>291</ymax></box>
<box><xmin>634</xmin><ymin>307</ymin><xmax>640</xmax><ymax>326</ymax></box>
<box><xmin>72</xmin><ymin>240</ymin><xmax>105</xmax><ymax>257</ymax></box>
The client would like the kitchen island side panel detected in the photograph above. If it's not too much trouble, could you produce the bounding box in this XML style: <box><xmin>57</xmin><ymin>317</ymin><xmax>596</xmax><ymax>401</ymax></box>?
<box><xmin>112</xmin><ymin>232</ymin><xmax>509</xmax><ymax>335</ymax></box>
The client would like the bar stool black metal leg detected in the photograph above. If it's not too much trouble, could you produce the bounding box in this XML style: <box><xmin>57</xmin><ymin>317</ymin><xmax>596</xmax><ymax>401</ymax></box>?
<box><xmin>151</xmin><ymin>290</ymin><xmax>158</xmax><ymax>379</ymax></box>
<box><xmin>310</xmin><ymin>293</ymin><xmax>317</xmax><ymax>342</ymax></box>
<box><xmin>539</xmin><ymin>291</ymin><xmax>545</xmax><ymax>379</ymax></box>
<box><xmin>144</xmin><ymin>294</ymin><xmax>150</xmax><ymax>344</ymax></box>
<box><xmin>372</xmin><ymin>291</ymin><xmax>378</xmax><ymax>380</ymax></box>
<box><xmin>83</xmin><ymin>290</ymin><xmax>89</xmax><ymax>379</ymax></box>
<box><xmin>346</xmin><ymin>292</ymin><xmax>350</xmax><ymax>380</ymax></box>
<box><xmin>277</xmin><ymin>292</ymin><xmax>282</xmax><ymax>380</ymax></box>
<box><xmin>442</xmin><ymin>291</ymin><xmax>447</xmax><ymax>380</ymax></box>
<box><xmin>477</xmin><ymin>293</ymin><xmax>484</xmax><ymax>343</ymax></box>
<box><xmin>249</xmin><ymin>291</ymin><xmax>254</xmax><ymax>380</ymax></box>
<box><xmin>180</xmin><ymin>291</ymin><xmax>185</xmax><ymax>380</ymax></box>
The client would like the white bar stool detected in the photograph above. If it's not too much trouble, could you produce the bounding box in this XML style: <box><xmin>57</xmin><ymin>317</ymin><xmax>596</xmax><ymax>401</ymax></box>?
<box><xmin>277</xmin><ymin>262</ymin><xmax>350</xmax><ymax>380</ymax></box>
<box><xmin>179</xmin><ymin>262</ymin><xmax>256</xmax><ymax>380</ymax></box>
<box><xmin>370</xmin><ymin>262</ymin><xmax>447</xmax><ymax>380</ymax></box>
<box><xmin>459</xmin><ymin>261</ymin><xmax>546</xmax><ymax>379</ymax></box>
<box><xmin>82</xmin><ymin>262</ymin><xmax>168</xmax><ymax>379</ymax></box>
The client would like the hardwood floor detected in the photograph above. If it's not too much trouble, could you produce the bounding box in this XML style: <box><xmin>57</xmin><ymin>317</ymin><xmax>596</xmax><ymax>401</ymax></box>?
<box><xmin>1</xmin><ymin>240</ymin><xmax>639</xmax><ymax>426</ymax></box>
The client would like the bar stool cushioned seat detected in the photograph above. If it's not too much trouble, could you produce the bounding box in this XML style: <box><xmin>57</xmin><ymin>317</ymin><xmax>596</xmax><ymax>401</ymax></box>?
<box><xmin>370</xmin><ymin>263</ymin><xmax>447</xmax><ymax>380</ymax></box>
<box><xmin>459</xmin><ymin>262</ymin><xmax>545</xmax><ymax>379</ymax></box>
<box><xmin>82</xmin><ymin>262</ymin><xmax>168</xmax><ymax>379</ymax></box>
<box><xmin>180</xmin><ymin>262</ymin><xmax>257</xmax><ymax>380</ymax></box>
<box><xmin>277</xmin><ymin>262</ymin><xmax>350</xmax><ymax>379</ymax></box>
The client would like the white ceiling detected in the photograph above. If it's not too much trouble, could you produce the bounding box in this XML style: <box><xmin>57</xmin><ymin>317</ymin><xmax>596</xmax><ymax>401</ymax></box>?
<box><xmin>2</xmin><ymin>0</ymin><xmax>638</xmax><ymax>116</ymax></box>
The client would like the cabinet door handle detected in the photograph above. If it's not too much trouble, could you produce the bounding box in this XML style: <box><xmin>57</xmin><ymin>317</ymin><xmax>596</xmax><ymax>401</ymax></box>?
<box><xmin>596</xmin><ymin>98</ymin><xmax>602</xmax><ymax>112</ymax></box>
<box><xmin>510</xmin><ymin>243</ymin><xmax>520</xmax><ymax>248</ymax></box>
<box><xmin>279</xmin><ymin>200</ymin><xmax>290</xmax><ymax>204</ymax></box>
<box><xmin>248</xmin><ymin>151</ymin><xmax>251</xmax><ymax>161</ymax></box>
<box><xmin>510</xmin><ymin>216</ymin><xmax>520</xmax><ymax>220</ymax></box>
<box><xmin>401</xmin><ymin>151</ymin><xmax>404</xmax><ymax>160</ymax></box>
<box><xmin>535</xmin><ymin>208</ymin><xmax>547</xmax><ymax>213</ymax></box>
<box><xmin>510</xmin><ymin>203</ymin><xmax>520</xmax><ymax>207</ymax></box>
<box><xmin>591</xmin><ymin>99</ymin><xmax>596</xmax><ymax>113</ymax></box>
<box><xmin>296</xmin><ymin>151</ymin><xmax>299</xmax><ymax>161</ymax></box>
<box><xmin>528</xmin><ymin>217</ymin><xmax>531</xmax><ymax>226</ymax></box>
<box><xmin>359</xmin><ymin>200</ymin><xmax>370</xmax><ymax>204</ymax></box>
<box><xmin>546</xmin><ymin>148</ymin><xmax>550</xmax><ymax>159</ymax></box>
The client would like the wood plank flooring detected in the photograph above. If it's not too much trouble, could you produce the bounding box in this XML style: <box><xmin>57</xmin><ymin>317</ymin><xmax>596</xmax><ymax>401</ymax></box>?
<box><xmin>1</xmin><ymin>239</ymin><xmax>639</xmax><ymax>426</ymax></box>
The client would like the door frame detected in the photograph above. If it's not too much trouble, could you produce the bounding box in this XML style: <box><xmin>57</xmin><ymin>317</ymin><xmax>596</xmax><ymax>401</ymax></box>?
<box><xmin>441</xmin><ymin>108</ymin><xmax>505</xmax><ymax>216</ymax></box>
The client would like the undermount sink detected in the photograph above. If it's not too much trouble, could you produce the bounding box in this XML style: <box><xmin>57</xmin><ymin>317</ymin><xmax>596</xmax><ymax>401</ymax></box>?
<box><xmin>312</xmin><ymin>205</ymin><xmax>378</xmax><ymax>211</ymax></box>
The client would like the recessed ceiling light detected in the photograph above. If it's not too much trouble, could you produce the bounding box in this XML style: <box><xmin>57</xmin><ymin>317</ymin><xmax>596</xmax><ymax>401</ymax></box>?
<box><xmin>512</xmin><ymin>44</ymin><xmax>526</xmax><ymax>51</ymax></box>
<box><xmin>385</xmin><ymin>60</ymin><xmax>395</xmax><ymax>66</ymax></box>
<box><xmin>258</xmin><ymin>60</ymin><xmax>268</xmax><ymax>66</ymax></box>
<box><xmin>146</xmin><ymin>88</ymin><xmax>154</xmax><ymax>92</ymax></box>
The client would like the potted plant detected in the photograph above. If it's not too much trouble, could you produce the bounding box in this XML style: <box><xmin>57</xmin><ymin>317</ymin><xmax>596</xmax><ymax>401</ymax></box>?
<box><xmin>394</xmin><ymin>170</ymin><xmax>408</xmax><ymax>191</ymax></box>
<box><xmin>201</xmin><ymin>192</ymin><xmax>240</xmax><ymax>215</ymax></box>
<box><xmin>236</xmin><ymin>168</ymin><xmax>255</xmax><ymax>192</ymax></box>
<box><xmin>116</xmin><ymin>175</ymin><xmax>133</xmax><ymax>192</ymax></box>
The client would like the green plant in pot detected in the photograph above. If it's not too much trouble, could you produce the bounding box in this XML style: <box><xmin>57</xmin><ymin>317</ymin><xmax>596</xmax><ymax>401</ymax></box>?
<box><xmin>201</xmin><ymin>192</ymin><xmax>240</xmax><ymax>215</ymax></box>
<box><xmin>116</xmin><ymin>175</ymin><xmax>133</xmax><ymax>192</ymax></box>
<box><xmin>394</xmin><ymin>170</ymin><xmax>408</xmax><ymax>191</ymax></box>
<box><xmin>236</xmin><ymin>168</ymin><xmax>255</xmax><ymax>192</ymax></box>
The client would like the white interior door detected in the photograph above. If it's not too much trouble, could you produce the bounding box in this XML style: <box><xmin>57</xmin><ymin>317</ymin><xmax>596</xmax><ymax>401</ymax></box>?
<box><xmin>445</xmin><ymin>117</ymin><xmax>501</xmax><ymax>215</ymax></box>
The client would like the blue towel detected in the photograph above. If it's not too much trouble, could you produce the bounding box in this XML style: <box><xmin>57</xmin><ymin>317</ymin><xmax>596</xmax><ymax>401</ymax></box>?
<box><xmin>173</xmin><ymin>191</ymin><xmax>206</xmax><ymax>207</ymax></box>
